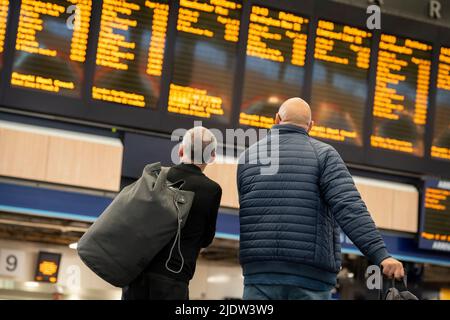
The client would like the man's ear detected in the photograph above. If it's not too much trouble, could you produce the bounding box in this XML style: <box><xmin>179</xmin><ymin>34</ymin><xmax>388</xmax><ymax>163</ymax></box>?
<box><xmin>208</xmin><ymin>150</ymin><xmax>216</xmax><ymax>164</ymax></box>
<box><xmin>275</xmin><ymin>113</ymin><xmax>281</xmax><ymax>124</ymax></box>
<box><xmin>307</xmin><ymin>120</ymin><xmax>315</xmax><ymax>133</ymax></box>
<box><xmin>178</xmin><ymin>144</ymin><xmax>184</xmax><ymax>160</ymax></box>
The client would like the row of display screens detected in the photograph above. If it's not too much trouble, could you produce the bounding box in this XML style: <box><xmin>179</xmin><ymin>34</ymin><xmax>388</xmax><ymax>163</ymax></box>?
<box><xmin>0</xmin><ymin>0</ymin><xmax>449</xmax><ymax>163</ymax></box>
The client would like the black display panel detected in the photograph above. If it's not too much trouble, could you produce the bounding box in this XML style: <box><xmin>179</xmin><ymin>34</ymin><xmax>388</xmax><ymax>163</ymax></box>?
<box><xmin>167</xmin><ymin>0</ymin><xmax>242</xmax><ymax>122</ymax></box>
<box><xmin>11</xmin><ymin>0</ymin><xmax>92</xmax><ymax>97</ymax></box>
<box><xmin>34</xmin><ymin>251</ymin><xmax>62</xmax><ymax>283</ymax></box>
<box><xmin>310</xmin><ymin>20</ymin><xmax>371</xmax><ymax>146</ymax></box>
<box><xmin>239</xmin><ymin>5</ymin><xmax>309</xmax><ymax>128</ymax></box>
<box><xmin>0</xmin><ymin>0</ymin><xmax>9</xmax><ymax>68</ymax></box>
<box><xmin>419</xmin><ymin>179</ymin><xmax>450</xmax><ymax>253</ymax></box>
<box><xmin>371</xmin><ymin>34</ymin><xmax>433</xmax><ymax>157</ymax></box>
<box><xmin>431</xmin><ymin>47</ymin><xmax>450</xmax><ymax>161</ymax></box>
<box><xmin>92</xmin><ymin>0</ymin><xmax>169</xmax><ymax>108</ymax></box>
<box><xmin>0</xmin><ymin>1</ymin><xmax>448</xmax><ymax>180</ymax></box>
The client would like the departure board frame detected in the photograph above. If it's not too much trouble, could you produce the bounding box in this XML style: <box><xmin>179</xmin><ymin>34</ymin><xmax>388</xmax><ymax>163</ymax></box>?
<box><xmin>83</xmin><ymin>0</ymin><xmax>174</xmax><ymax>132</ymax></box>
<box><xmin>236</xmin><ymin>0</ymin><xmax>315</xmax><ymax>138</ymax></box>
<box><xmin>418</xmin><ymin>178</ymin><xmax>450</xmax><ymax>253</ymax></box>
<box><xmin>0</xmin><ymin>0</ymin><xmax>448</xmax><ymax>180</ymax></box>
<box><xmin>0</xmin><ymin>0</ymin><xmax>176</xmax><ymax>133</ymax></box>
<box><xmin>305</xmin><ymin>0</ymin><xmax>377</xmax><ymax>165</ymax></box>
<box><xmin>0</xmin><ymin>0</ymin><xmax>12</xmax><ymax>103</ymax></box>
<box><xmin>160</xmin><ymin>0</ymin><xmax>247</xmax><ymax>134</ymax></box>
<box><xmin>1</xmin><ymin>0</ymin><xmax>95</xmax><ymax>120</ymax></box>
<box><xmin>427</xmin><ymin>28</ymin><xmax>450</xmax><ymax>179</ymax></box>
<box><xmin>365</xmin><ymin>13</ymin><xmax>440</xmax><ymax>175</ymax></box>
<box><xmin>157</xmin><ymin>0</ymin><xmax>316</xmax><ymax>137</ymax></box>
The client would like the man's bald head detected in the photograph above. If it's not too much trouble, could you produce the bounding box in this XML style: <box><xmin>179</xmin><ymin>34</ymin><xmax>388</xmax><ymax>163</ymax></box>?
<box><xmin>276</xmin><ymin>98</ymin><xmax>313</xmax><ymax>131</ymax></box>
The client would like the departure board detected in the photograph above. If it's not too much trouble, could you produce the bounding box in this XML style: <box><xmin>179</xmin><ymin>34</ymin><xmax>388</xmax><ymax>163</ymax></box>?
<box><xmin>371</xmin><ymin>34</ymin><xmax>433</xmax><ymax>156</ymax></box>
<box><xmin>431</xmin><ymin>47</ymin><xmax>450</xmax><ymax>161</ymax></box>
<box><xmin>34</xmin><ymin>251</ymin><xmax>61</xmax><ymax>283</ymax></box>
<box><xmin>0</xmin><ymin>0</ymin><xmax>9</xmax><ymax>68</ymax></box>
<box><xmin>240</xmin><ymin>5</ymin><xmax>309</xmax><ymax>128</ymax></box>
<box><xmin>11</xmin><ymin>0</ymin><xmax>92</xmax><ymax>97</ymax></box>
<box><xmin>309</xmin><ymin>21</ymin><xmax>371</xmax><ymax>146</ymax></box>
<box><xmin>420</xmin><ymin>180</ymin><xmax>450</xmax><ymax>252</ymax></box>
<box><xmin>167</xmin><ymin>0</ymin><xmax>242</xmax><ymax>122</ymax></box>
<box><xmin>92</xmin><ymin>0</ymin><xmax>169</xmax><ymax>108</ymax></box>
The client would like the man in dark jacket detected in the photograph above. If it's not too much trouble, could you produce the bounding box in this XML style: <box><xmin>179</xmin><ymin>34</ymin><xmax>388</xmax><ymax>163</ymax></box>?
<box><xmin>123</xmin><ymin>126</ymin><xmax>222</xmax><ymax>300</ymax></box>
<box><xmin>237</xmin><ymin>98</ymin><xmax>404</xmax><ymax>300</ymax></box>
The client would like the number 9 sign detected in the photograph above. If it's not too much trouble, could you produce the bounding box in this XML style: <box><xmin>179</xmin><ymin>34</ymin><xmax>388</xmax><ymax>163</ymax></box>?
<box><xmin>0</xmin><ymin>249</ymin><xmax>26</xmax><ymax>278</ymax></box>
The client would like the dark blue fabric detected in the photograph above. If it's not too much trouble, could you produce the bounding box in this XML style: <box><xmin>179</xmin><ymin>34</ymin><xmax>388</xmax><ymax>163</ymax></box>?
<box><xmin>237</xmin><ymin>124</ymin><xmax>390</xmax><ymax>285</ymax></box>
<box><xmin>243</xmin><ymin>284</ymin><xmax>332</xmax><ymax>300</ymax></box>
<box><xmin>245</xmin><ymin>273</ymin><xmax>334</xmax><ymax>291</ymax></box>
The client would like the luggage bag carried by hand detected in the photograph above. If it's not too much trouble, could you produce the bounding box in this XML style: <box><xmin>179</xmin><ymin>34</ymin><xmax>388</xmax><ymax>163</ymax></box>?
<box><xmin>380</xmin><ymin>277</ymin><xmax>419</xmax><ymax>300</ymax></box>
<box><xmin>77</xmin><ymin>162</ymin><xmax>194</xmax><ymax>288</ymax></box>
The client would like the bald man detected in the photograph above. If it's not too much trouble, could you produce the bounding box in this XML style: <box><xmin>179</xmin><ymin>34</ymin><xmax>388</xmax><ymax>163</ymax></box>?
<box><xmin>237</xmin><ymin>98</ymin><xmax>404</xmax><ymax>300</ymax></box>
<box><xmin>276</xmin><ymin>97</ymin><xmax>314</xmax><ymax>129</ymax></box>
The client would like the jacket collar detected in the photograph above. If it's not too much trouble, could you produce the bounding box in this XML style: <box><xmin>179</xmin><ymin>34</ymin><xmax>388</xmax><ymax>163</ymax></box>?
<box><xmin>174</xmin><ymin>163</ymin><xmax>204</xmax><ymax>175</ymax></box>
<box><xmin>271</xmin><ymin>124</ymin><xmax>309</xmax><ymax>136</ymax></box>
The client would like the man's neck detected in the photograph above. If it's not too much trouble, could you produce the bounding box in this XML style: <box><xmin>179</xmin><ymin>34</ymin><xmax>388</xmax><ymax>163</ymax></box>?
<box><xmin>195</xmin><ymin>164</ymin><xmax>207</xmax><ymax>172</ymax></box>
<box><xmin>279</xmin><ymin>122</ymin><xmax>309</xmax><ymax>131</ymax></box>
<box><xmin>181</xmin><ymin>161</ymin><xmax>206</xmax><ymax>172</ymax></box>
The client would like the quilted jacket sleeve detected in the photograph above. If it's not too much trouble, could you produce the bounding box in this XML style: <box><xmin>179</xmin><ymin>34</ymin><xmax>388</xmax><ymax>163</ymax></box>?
<box><xmin>318</xmin><ymin>145</ymin><xmax>391</xmax><ymax>266</ymax></box>
<box><xmin>236</xmin><ymin>151</ymin><xmax>248</xmax><ymax>200</ymax></box>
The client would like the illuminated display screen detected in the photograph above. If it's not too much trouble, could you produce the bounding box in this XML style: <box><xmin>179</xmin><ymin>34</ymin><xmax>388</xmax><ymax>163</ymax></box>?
<box><xmin>0</xmin><ymin>0</ymin><xmax>9</xmax><ymax>68</ymax></box>
<box><xmin>34</xmin><ymin>251</ymin><xmax>62</xmax><ymax>283</ymax></box>
<box><xmin>240</xmin><ymin>5</ymin><xmax>309</xmax><ymax>128</ymax></box>
<box><xmin>419</xmin><ymin>181</ymin><xmax>450</xmax><ymax>252</ymax></box>
<box><xmin>167</xmin><ymin>0</ymin><xmax>242</xmax><ymax>122</ymax></box>
<box><xmin>1</xmin><ymin>1</ymin><xmax>449</xmax><ymax>178</ymax></box>
<box><xmin>431</xmin><ymin>47</ymin><xmax>450</xmax><ymax>161</ymax></box>
<box><xmin>92</xmin><ymin>0</ymin><xmax>169</xmax><ymax>108</ymax></box>
<box><xmin>371</xmin><ymin>34</ymin><xmax>432</xmax><ymax>156</ymax></box>
<box><xmin>11</xmin><ymin>0</ymin><xmax>92</xmax><ymax>97</ymax></box>
<box><xmin>309</xmin><ymin>20</ymin><xmax>371</xmax><ymax>146</ymax></box>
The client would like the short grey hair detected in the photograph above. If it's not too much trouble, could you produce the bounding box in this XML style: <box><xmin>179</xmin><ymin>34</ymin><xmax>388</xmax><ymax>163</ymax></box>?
<box><xmin>182</xmin><ymin>126</ymin><xmax>217</xmax><ymax>164</ymax></box>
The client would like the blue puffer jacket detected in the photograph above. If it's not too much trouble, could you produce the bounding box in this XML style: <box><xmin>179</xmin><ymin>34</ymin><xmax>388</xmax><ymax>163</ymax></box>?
<box><xmin>237</xmin><ymin>124</ymin><xmax>390</xmax><ymax>285</ymax></box>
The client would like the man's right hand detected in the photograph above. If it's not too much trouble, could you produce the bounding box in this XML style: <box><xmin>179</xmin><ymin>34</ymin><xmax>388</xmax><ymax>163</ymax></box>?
<box><xmin>380</xmin><ymin>257</ymin><xmax>405</xmax><ymax>279</ymax></box>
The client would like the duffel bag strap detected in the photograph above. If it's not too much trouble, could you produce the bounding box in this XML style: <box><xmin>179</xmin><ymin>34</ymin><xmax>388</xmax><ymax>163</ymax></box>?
<box><xmin>165</xmin><ymin>198</ymin><xmax>185</xmax><ymax>274</ymax></box>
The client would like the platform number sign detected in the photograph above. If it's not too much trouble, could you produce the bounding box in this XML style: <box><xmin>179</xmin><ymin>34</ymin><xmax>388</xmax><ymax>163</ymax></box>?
<box><xmin>0</xmin><ymin>249</ymin><xmax>26</xmax><ymax>278</ymax></box>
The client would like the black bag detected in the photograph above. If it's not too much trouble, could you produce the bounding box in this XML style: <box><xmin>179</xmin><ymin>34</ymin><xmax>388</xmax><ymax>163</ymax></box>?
<box><xmin>77</xmin><ymin>162</ymin><xmax>194</xmax><ymax>288</ymax></box>
<box><xmin>380</xmin><ymin>277</ymin><xmax>419</xmax><ymax>300</ymax></box>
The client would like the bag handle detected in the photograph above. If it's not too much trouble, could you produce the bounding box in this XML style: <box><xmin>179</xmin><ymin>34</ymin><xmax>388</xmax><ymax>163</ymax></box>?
<box><xmin>167</xmin><ymin>180</ymin><xmax>186</xmax><ymax>190</ymax></box>
<box><xmin>154</xmin><ymin>166</ymin><xmax>185</xmax><ymax>191</ymax></box>
<box><xmin>153</xmin><ymin>166</ymin><xmax>169</xmax><ymax>191</ymax></box>
<box><xmin>391</xmin><ymin>276</ymin><xmax>408</xmax><ymax>290</ymax></box>
<box><xmin>378</xmin><ymin>274</ymin><xmax>408</xmax><ymax>300</ymax></box>
<box><xmin>378</xmin><ymin>275</ymin><xmax>385</xmax><ymax>300</ymax></box>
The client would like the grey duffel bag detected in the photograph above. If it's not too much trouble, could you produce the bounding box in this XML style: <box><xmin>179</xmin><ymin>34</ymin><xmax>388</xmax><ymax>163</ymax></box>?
<box><xmin>77</xmin><ymin>162</ymin><xmax>194</xmax><ymax>288</ymax></box>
